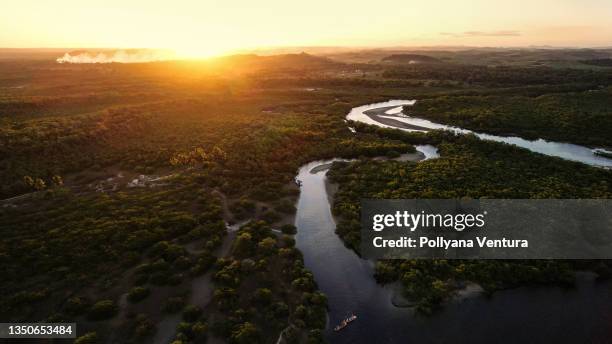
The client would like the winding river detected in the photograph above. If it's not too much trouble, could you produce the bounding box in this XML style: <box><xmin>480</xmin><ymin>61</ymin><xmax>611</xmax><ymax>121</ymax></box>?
<box><xmin>294</xmin><ymin>101</ymin><xmax>612</xmax><ymax>343</ymax></box>
<box><xmin>348</xmin><ymin>100</ymin><xmax>612</xmax><ymax>168</ymax></box>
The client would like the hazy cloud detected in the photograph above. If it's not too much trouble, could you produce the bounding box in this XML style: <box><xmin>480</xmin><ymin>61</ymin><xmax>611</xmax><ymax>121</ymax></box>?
<box><xmin>56</xmin><ymin>49</ymin><xmax>176</xmax><ymax>64</ymax></box>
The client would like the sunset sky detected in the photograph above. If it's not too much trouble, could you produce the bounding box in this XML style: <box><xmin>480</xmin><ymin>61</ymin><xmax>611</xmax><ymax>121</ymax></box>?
<box><xmin>1</xmin><ymin>0</ymin><xmax>611</xmax><ymax>57</ymax></box>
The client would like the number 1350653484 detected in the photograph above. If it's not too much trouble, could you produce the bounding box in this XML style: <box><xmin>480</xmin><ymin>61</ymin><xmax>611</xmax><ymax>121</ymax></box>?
<box><xmin>1</xmin><ymin>323</ymin><xmax>76</xmax><ymax>338</ymax></box>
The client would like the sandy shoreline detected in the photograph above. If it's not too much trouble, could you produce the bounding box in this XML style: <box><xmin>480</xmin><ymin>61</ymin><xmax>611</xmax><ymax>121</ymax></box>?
<box><xmin>363</xmin><ymin>106</ymin><xmax>430</xmax><ymax>132</ymax></box>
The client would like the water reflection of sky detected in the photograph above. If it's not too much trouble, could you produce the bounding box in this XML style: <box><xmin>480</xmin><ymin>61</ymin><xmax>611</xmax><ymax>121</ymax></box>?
<box><xmin>348</xmin><ymin>100</ymin><xmax>612</xmax><ymax>168</ymax></box>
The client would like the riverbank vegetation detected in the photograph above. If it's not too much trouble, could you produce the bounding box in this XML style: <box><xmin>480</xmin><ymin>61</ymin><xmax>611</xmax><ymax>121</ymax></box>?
<box><xmin>327</xmin><ymin>130</ymin><xmax>612</xmax><ymax>313</ymax></box>
<box><xmin>410</xmin><ymin>88</ymin><xmax>612</xmax><ymax>147</ymax></box>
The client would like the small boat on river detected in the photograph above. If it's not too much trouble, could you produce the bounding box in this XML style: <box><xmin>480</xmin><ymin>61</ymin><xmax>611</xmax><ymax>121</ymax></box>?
<box><xmin>593</xmin><ymin>148</ymin><xmax>612</xmax><ymax>159</ymax></box>
<box><xmin>334</xmin><ymin>313</ymin><xmax>357</xmax><ymax>332</ymax></box>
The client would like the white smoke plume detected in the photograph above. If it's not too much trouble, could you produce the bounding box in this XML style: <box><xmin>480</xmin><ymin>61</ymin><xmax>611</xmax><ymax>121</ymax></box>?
<box><xmin>56</xmin><ymin>49</ymin><xmax>176</xmax><ymax>64</ymax></box>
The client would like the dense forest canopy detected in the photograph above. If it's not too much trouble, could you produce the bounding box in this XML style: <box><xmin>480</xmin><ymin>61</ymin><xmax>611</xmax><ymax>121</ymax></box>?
<box><xmin>1</xmin><ymin>48</ymin><xmax>612</xmax><ymax>342</ymax></box>
<box><xmin>410</xmin><ymin>88</ymin><xmax>612</xmax><ymax>147</ymax></box>
<box><xmin>382</xmin><ymin>64</ymin><xmax>612</xmax><ymax>87</ymax></box>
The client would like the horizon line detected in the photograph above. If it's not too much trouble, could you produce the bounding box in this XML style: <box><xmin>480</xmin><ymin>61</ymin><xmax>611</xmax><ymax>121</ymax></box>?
<box><xmin>2</xmin><ymin>44</ymin><xmax>612</xmax><ymax>51</ymax></box>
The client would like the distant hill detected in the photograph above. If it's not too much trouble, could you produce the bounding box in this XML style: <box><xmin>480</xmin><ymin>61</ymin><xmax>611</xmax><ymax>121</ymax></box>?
<box><xmin>262</xmin><ymin>52</ymin><xmax>339</xmax><ymax>67</ymax></box>
<box><xmin>381</xmin><ymin>54</ymin><xmax>441</xmax><ymax>64</ymax></box>
<box><xmin>216</xmin><ymin>52</ymin><xmax>339</xmax><ymax>70</ymax></box>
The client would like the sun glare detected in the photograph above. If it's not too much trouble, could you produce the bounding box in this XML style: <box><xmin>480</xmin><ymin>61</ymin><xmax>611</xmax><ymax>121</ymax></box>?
<box><xmin>3</xmin><ymin>0</ymin><xmax>612</xmax><ymax>51</ymax></box>
<box><xmin>173</xmin><ymin>44</ymin><xmax>235</xmax><ymax>59</ymax></box>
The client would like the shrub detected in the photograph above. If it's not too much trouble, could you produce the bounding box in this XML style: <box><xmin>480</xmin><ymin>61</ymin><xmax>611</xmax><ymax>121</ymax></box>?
<box><xmin>281</xmin><ymin>235</ymin><xmax>295</xmax><ymax>247</ymax></box>
<box><xmin>127</xmin><ymin>287</ymin><xmax>150</xmax><ymax>303</ymax></box>
<box><xmin>88</xmin><ymin>300</ymin><xmax>118</xmax><ymax>320</ymax></box>
<box><xmin>280</xmin><ymin>224</ymin><xmax>297</xmax><ymax>235</ymax></box>
<box><xmin>174</xmin><ymin>256</ymin><xmax>192</xmax><ymax>270</ymax></box>
<box><xmin>252</xmin><ymin>288</ymin><xmax>272</xmax><ymax>305</ymax></box>
<box><xmin>230</xmin><ymin>322</ymin><xmax>261</xmax><ymax>344</ymax></box>
<box><xmin>176</xmin><ymin>322</ymin><xmax>193</xmax><ymax>336</ymax></box>
<box><xmin>133</xmin><ymin>314</ymin><xmax>156</xmax><ymax>338</ymax></box>
<box><xmin>257</xmin><ymin>237</ymin><xmax>277</xmax><ymax>255</ymax></box>
<box><xmin>65</xmin><ymin>296</ymin><xmax>90</xmax><ymax>315</ymax></box>
<box><xmin>191</xmin><ymin>321</ymin><xmax>208</xmax><ymax>338</ymax></box>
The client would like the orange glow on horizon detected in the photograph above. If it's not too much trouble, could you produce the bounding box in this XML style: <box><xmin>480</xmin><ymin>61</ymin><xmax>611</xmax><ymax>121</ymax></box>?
<box><xmin>1</xmin><ymin>0</ymin><xmax>612</xmax><ymax>53</ymax></box>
